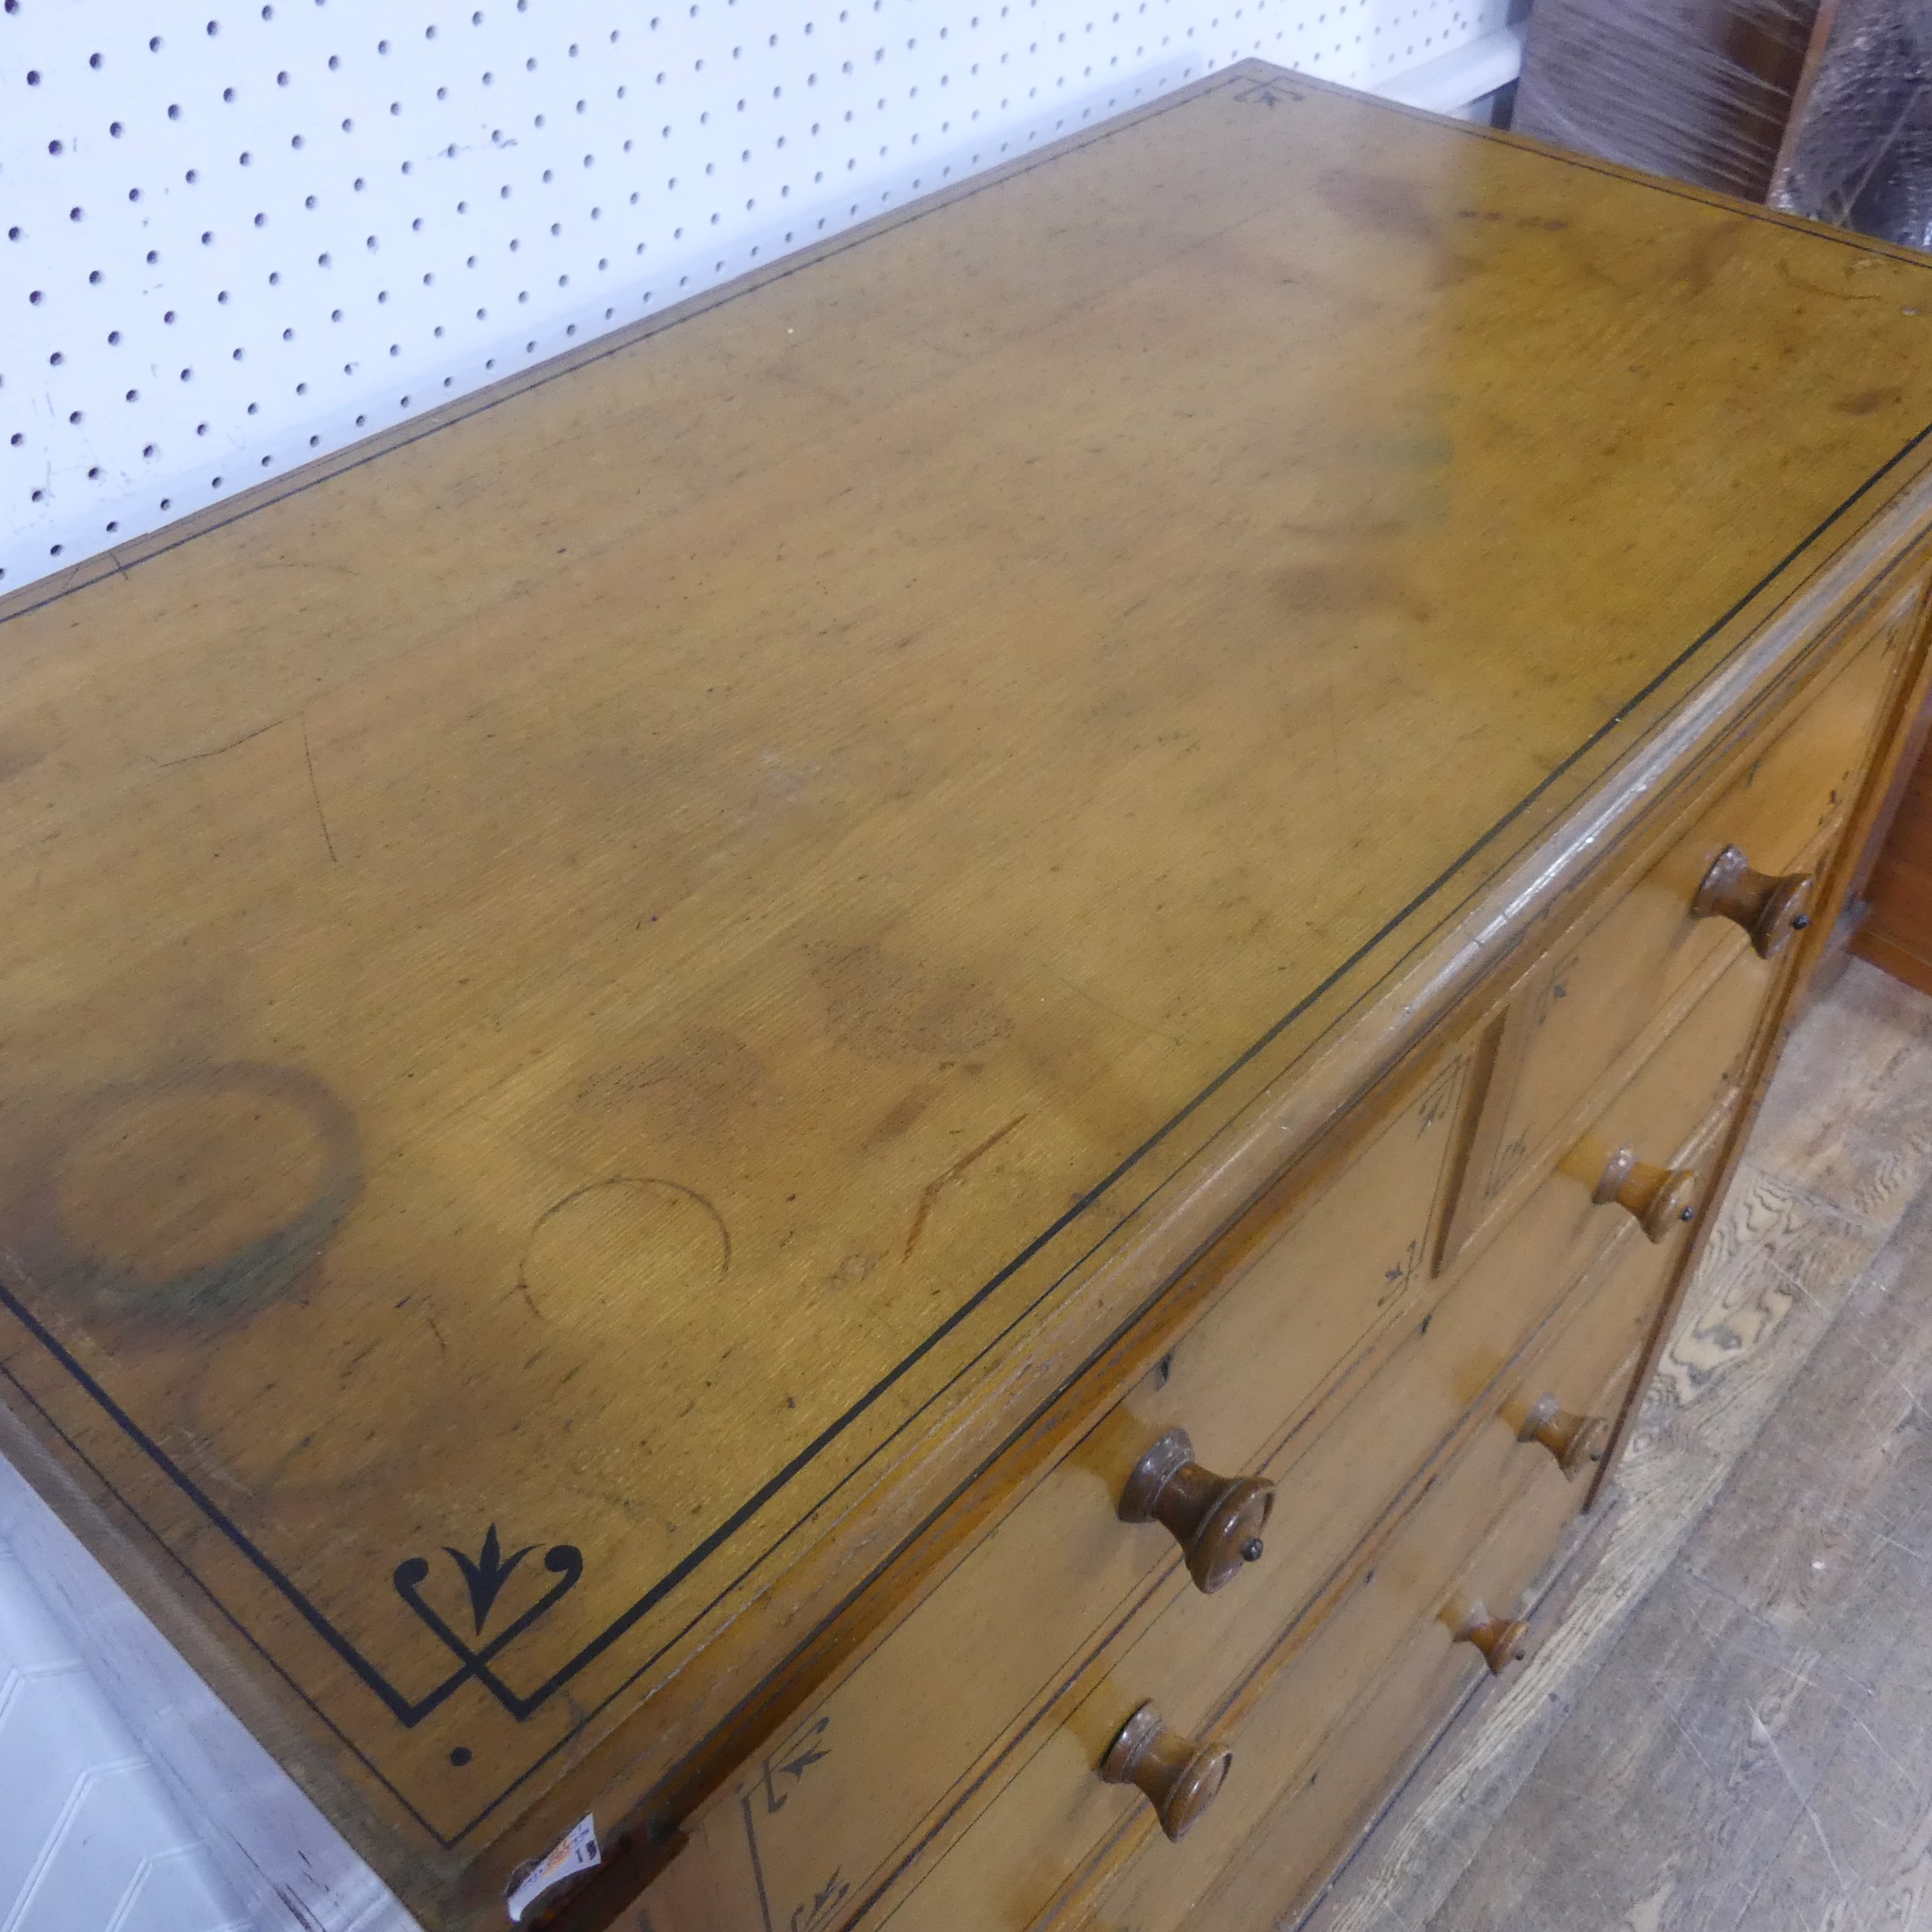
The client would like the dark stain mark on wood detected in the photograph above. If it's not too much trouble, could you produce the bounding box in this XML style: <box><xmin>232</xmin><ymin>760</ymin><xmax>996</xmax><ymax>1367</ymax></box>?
<box><xmin>862</xmin><ymin>1087</ymin><xmax>931</xmax><ymax>1148</ymax></box>
<box><xmin>808</xmin><ymin>941</ymin><xmax>1012</xmax><ymax>1063</ymax></box>
<box><xmin>901</xmin><ymin>1114</ymin><xmax>1028</xmax><ymax>1261</ymax></box>
<box><xmin>1678</xmin><ymin>220</ymin><xmax>1748</xmax><ymax>297</ymax></box>
<box><xmin>1316</xmin><ymin>168</ymin><xmax>1441</xmax><ymax>246</ymax></box>
<box><xmin>1836</xmin><ymin>386</ymin><xmax>1905</xmax><ymax>417</ymax></box>
<box><xmin>1277</xmin><ymin>560</ymin><xmax>1434</xmax><ymax>624</ymax></box>
<box><xmin>579</xmin><ymin>1028</ymin><xmax>766</xmax><ymax>1137</ymax></box>
<box><xmin>1776</xmin><ymin>255</ymin><xmax>1888</xmax><ymax>304</ymax></box>
<box><xmin>3</xmin><ymin>1062</ymin><xmax>362</xmax><ymax>1336</ymax></box>
<box><xmin>0</xmin><ymin>734</ymin><xmax>46</xmax><ymax>786</ymax></box>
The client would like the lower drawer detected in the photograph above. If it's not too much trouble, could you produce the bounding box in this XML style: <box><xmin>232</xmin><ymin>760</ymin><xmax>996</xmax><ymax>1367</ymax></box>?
<box><xmin>638</xmin><ymin>1053</ymin><xmax>1477</xmax><ymax>1932</ymax></box>
<box><xmin>1131</xmin><ymin>1384</ymin><xmax>1609</xmax><ymax>1932</ymax></box>
<box><xmin>879</xmin><ymin>1190</ymin><xmax>1684</xmax><ymax>1932</ymax></box>
<box><xmin>1243</xmin><ymin>931</ymin><xmax>1772</xmax><ymax>1652</ymax></box>
<box><xmin>643</xmin><ymin>937</ymin><xmax>1770</xmax><ymax>1932</ymax></box>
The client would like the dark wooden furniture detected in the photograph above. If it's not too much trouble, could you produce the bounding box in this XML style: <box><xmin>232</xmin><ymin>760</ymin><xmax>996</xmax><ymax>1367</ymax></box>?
<box><xmin>1854</xmin><ymin>730</ymin><xmax>1932</xmax><ymax>994</ymax></box>
<box><xmin>1513</xmin><ymin>0</ymin><xmax>1828</xmax><ymax>203</ymax></box>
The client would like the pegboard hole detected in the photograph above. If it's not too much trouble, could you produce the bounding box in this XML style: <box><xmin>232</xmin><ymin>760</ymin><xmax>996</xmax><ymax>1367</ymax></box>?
<box><xmin>1</xmin><ymin>0</ymin><xmax>1514</xmax><ymax>590</ymax></box>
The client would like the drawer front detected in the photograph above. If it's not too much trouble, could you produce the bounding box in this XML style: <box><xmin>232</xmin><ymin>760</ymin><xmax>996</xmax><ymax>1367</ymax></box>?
<box><xmin>1546</xmin><ymin>926</ymin><xmax>1770</xmax><ymax>1220</ymax></box>
<box><xmin>885</xmin><ymin>1215</ymin><xmax>1682</xmax><ymax>1932</ymax></box>
<box><xmin>1117</xmin><ymin>1336</ymin><xmax>1630</xmax><ymax>1932</ymax></box>
<box><xmin>644</xmin><ymin>913</ymin><xmax>1774</xmax><ymax>1932</ymax></box>
<box><xmin>1070</xmin><ymin>934</ymin><xmax>1776</xmax><ymax>1827</ymax></box>
<box><xmin>868</xmin><ymin>933</ymin><xmax>1780</xmax><ymax>1932</ymax></box>
<box><xmin>1459</xmin><ymin>583</ymin><xmax>1914</xmax><ymax>1243</ymax></box>
<box><xmin>641</xmin><ymin>1052</ymin><xmax>1476</xmax><ymax>1932</ymax></box>
<box><xmin>1073</xmin><ymin>952</ymin><xmax>1787</xmax><ymax>1932</ymax></box>
<box><xmin>1264</xmin><ymin>919</ymin><xmax>1779</xmax><ymax>1628</ymax></box>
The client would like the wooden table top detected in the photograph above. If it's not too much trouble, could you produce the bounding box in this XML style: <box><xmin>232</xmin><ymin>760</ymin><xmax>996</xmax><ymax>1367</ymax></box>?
<box><xmin>5</xmin><ymin>60</ymin><xmax>1932</xmax><ymax>1893</ymax></box>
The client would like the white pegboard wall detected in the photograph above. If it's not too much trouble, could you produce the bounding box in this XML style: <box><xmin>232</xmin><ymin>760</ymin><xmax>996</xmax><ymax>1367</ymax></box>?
<box><xmin>0</xmin><ymin>0</ymin><xmax>1515</xmax><ymax>595</ymax></box>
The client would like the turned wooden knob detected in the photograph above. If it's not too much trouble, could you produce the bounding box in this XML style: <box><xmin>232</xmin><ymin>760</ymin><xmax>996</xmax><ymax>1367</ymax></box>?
<box><xmin>1119</xmin><ymin>1430</ymin><xmax>1275</xmax><ymax>1594</ymax></box>
<box><xmin>1691</xmin><ymin>844</ymin><xmax>1815</xmax><ymax>960</ymax></box>
<box><xmin>1588</xmin><ymin>1145</ymin><xmax>1699</xmax><ymax>1243</ymax></box>
<box><xmin>1100</xmin><ymin>1701</ymin><xmax>1233</xmax><ymax>1841</ymax></box>
<box><xmin>1452</xmin><ymin>1604</ymin><xmax>1530</xmax><ymax>1677</ymax></box>
<box><xmin>1518</xmin><ymin>1393</ymin><xmax>1611</xmax><ymax>1478</ymax></box>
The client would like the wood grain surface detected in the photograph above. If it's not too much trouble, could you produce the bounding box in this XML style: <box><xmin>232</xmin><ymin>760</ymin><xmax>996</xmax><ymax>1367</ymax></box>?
<box><xmin>9</xmin><ymin>59</ymin><xmax>1932</xmax><ymax>1919</ymax></box>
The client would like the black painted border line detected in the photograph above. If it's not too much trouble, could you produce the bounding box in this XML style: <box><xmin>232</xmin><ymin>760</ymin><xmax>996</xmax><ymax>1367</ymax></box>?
<box><xmin>5</xmin><ymin>69</ymin><xmax>1932</xmax><ymax>1849</ymax></box>
<box><xmin>0</xmin><ymin>1354</ymin><xmax>444</xmax><ymax>1842</ymax></box>
<box><xmin>5</xmin><ymin>389</ymin><xmax>1927</xmax><ymax>1853</ymax></box>
<box><xmin>442</xmin><ymin>406</ymin><xmax>1932</xmax><ymax>1844</ymax></box>
<box><xmin>3</xmin><ymin>56</ymin><xmax>1928</xmax><ymax>636</ymax></box>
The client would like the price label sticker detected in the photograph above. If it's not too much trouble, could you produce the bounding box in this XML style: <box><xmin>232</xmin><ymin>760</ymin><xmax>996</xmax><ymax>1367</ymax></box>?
<box><xmin>505</xmin><ymin>1815</ymin><xmax>600</xmax><ymax>1923</ymax></box>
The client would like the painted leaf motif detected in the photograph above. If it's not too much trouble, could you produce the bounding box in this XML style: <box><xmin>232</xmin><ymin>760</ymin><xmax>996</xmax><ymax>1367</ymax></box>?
<box><xmin>443</xmin><ymin>1523</ymin><xmax>536</xmax><ymax>1634</ymax></box>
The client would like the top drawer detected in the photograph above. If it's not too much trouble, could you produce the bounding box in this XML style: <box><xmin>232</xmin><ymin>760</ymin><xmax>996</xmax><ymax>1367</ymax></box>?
<box><xmin>1454</xmin><ymin>577</ymin><xmax>1920</xmax><ymax>1250</ymax></box>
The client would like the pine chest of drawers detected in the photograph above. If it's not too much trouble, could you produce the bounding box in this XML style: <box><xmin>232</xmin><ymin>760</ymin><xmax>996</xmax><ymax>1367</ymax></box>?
<box><xmin>6</xmin><ymin>59</ymin><xmax>1932</xmax><ymax>1932</ymax></box>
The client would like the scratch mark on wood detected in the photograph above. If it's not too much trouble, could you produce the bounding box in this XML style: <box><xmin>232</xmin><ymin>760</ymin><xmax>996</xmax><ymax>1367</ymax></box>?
<box><xmin>902</xmin><ymin>1114</ymin><xmax>1028</xmax><ymax>1261</ymax></box>
<box><xmin>339</xmin><ymin>1337</ymin><xmax>380</xmax><ymax>1381</ymax></box>
<box><xmin>301</xmin><ymin>713</ymin><xmax>338</xmax><ymax>863</ymax></box>
<box><xmin>516</xmin><ymin>1175</ymin><xmax>733</xmax><ymax>1321</ymax></box>
<box><xmin>149</xmin><ymin>718</ymin><xmax>284</xmax><ymax>769</ymax></box>
<box><xmin>1772</xmin><ymin>1255</ymin><xmax>1932</xmax><ymax>1429</ymax></box>
<box><xmin>1652</xmin><ymin>1686</ymin><xmax>1716</xmax><ymax>1777</ymax></box>
<box><xmin>1748</xmin><ymin>1700</ymin><xmax>1872</xmax><ymax>1932</ymax></box>
<box><xmin>1852</xmin><ymin>1714</ymin><xmax>1920</xmax><ymax>1790</ymax></box>
<box><xmin>1872</xmin><ymin>1531</ymin><xmax>1932</xmax><ymax>1564</ymax></box>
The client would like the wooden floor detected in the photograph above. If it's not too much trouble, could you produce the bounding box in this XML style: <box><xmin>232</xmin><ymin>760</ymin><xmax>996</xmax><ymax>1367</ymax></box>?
<box><xmin>1304</xmin><ymin>956</ymin><xmax>1932</xmax><ymax>1932</ymax></box>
